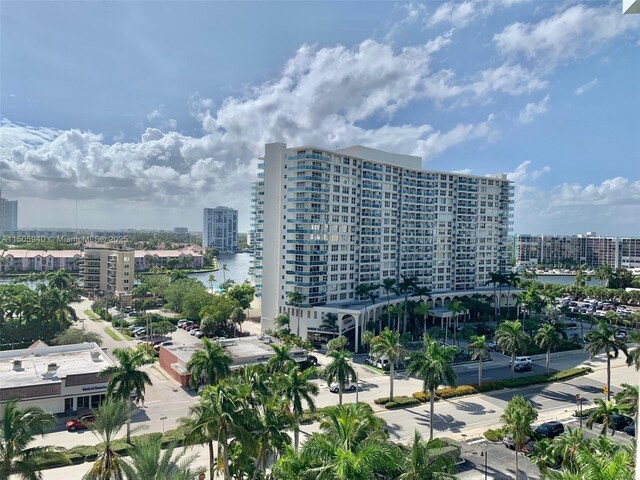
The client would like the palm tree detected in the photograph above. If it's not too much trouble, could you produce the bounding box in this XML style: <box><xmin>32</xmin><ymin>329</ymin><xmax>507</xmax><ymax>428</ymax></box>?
<box><xmin>324</xmin><ymin>349</ymin><xmax>356</xmax><ymax>405</ymax></box>
<box><xmin>362</xmin><ymin>330</ymin><xmax>374</xmax><ymax>353</ymax></box>
<box><xmin>207</xmin><ymin>273</ymin><xmax>216</xmax><ymax>292</ymax></box>
<box><xmin>381</xmin><ymin>277</ymin><xmax>397</xmax><ymax>314</ymax></box>
<box><xmin>180</xmin><ymin>382</ymin><xmax>253</xmax><ymax>480</ymax></box>
<box><xmin>485</xmin><ymin>272</ymin><xmax>502</xmax><ymax>320</ymax></box>
<box><xmin>398</xmin><ymin>429</ymin><xmax>457</xmax><ymax>480</ymax></box>
<box><xmin>625</xmin><ymin>331</ymin><xmax>640</xmax><ymax>371</ymax></box>
<box><xmin>100</xmin><ymin>348</ymin><xmax>153</xmax><ymax>443</ymax></box>
<box><xmin>413</xmin><ymin>303</ymin><xmax>430</xmax><ymax>337</ymax></box>
<box><xmin>254</xmin><ymin>397</ymin><xmax>293</xmax><ymax>474</ymax></box>
<box><xmin>388</xmin><ymin>304</ymin><xmax>403</xmax><ymax>332</ymax></box>
<box><xmin>535</xmin><ymin>323</ymin><xmax>563</xmax><ymax>375</ymax></box>
<box><xmin>595</xmin><ymin>263</ymin><xmax>613</xmax><ymax>287</ymax></box>
<box><xmin>268</xmin><ymin>342</ymin><xmax>295</xmax><ymax>374</ymax></box>
<box><xmin>546</xmin><ymin>439</ymin><xmax>635</xmax><ymax>480</ymax></box>
<box><xmin>186</xmin><ymin>337</ymin><xmax>232</xmax><ymax>388</ymax></box>
<box><xmin>586</xmin><ymin>399</ymin><xmax>626</xmax><ymax>436</ymax></box>
<box><xmin>447</xmin><ymin>300</ymin><xmax>464</xmax><ymax>346</ymax></box>
<box><xmin>83</xmin><ymin>399</ymin><xmax>130</xmax><ymax>480</ymax></box>
<box><xmin>495</xmin><ymin>320</ymin><xmax>530</xmax><ymax>379</ymax></box>
<box><xmin>274</xmin><ymin>313</ymin><xmax>291</xmax><ymax>332</ymax></box>
<box><xmin>320</xmin><ymin>312</ymin><xmax>338</xmax><ymax>333</ymax></box>
<box><xmin>221</xmin><ymin>263</ymin><xmax>229</xmax><ymax>282</ymax></box>
<box><xmin>355</xmin><ymin>283</ymin><xmax>375</xmax><ymax>348</ymax></box>
<box><xmin>122</xmin><ymin>437</ymin><xmax>198</xmax><ymax>480</ymax></box>
<box><xmin>585</xmin><ymin>320</ymin><xmax>627</xmax><ymax>401</ymax></box>
<box><xmin>278</xmin><ymin>365</ymin><xmax>319</xmax><ymax>451</ymax></box>
<box><xmin>551</xmin><ymin>427</ymin><xmax>584</xmax><ymax>472</ymax></box>
<box><xmin>468</xmin><ymin>335</ymin><xmax>490</xmax><ymax>387</ymax></box>
<box><xmin>0</xmin><ymin>399</ymin><xmax>65</xmax><ymax>480</ymax></box>
<box><xmin>614</xmin><ymin>383</ymin><xmax>639</xmax><ymax>428</ymax></box>
<box><xmin>407</xmin><ymin>335</ymin><xmax>457</xmax><ymax>440</ymax></box>
<box><xmin>370</xmin><ymin>327</ymin><xmax>407</xmax><ymax>402</ymax></box>
<box><xmin>45</xmin><ymin>269</ymin><xmax>74</xmax><ymax>290</ymax></box>
<box><xmin>169</xmin><ymin>269</ymin><xmax>187</xmax><ymax>282</ymax></box>
<box><xmin>397</xmin><ymin>275</ymin><xmax>417</xmax><ymax>333</ymax></box>
<box><xmin>505</xmin><ymin>272</ymin><xmax>520</xmax><ymax>313</ymax></box>
<box><xmin>500</xmin><ymin>395</ymin><xmax>538</xmax><ymax>480</ymax></box>
<box><xmin>286</xmin><ymin>291</ymin><xmax>307</xmax><ymax>337</ymax></box>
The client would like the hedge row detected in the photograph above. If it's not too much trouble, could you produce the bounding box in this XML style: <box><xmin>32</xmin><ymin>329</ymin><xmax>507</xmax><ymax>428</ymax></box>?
<box><xmin>374</xmin><ymin>396</ymin><xmax>421</xmax><ymax>409</ymax></box>
<box><xmin>410</xmin><ymin>367</ymin><xmax>592</xmax><ymax>404</ymax></box>
<box><xmin>484</xmin><ymin>427</ymin><xmax>506</xmax><ymax>442</ymax></box>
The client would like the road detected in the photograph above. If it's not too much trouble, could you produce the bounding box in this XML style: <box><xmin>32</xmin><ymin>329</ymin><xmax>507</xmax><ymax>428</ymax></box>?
<box><xmin>38</xmin><ymin>302</ymin><xmax>636</xmax><ymax>478</ymax></box>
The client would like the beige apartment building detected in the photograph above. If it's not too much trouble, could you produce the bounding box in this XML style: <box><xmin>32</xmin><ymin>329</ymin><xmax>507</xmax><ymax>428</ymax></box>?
<box><xmin>80</xmin><ymin>243</ymin><xmax>134</xmax><ymax>294</ymax></box>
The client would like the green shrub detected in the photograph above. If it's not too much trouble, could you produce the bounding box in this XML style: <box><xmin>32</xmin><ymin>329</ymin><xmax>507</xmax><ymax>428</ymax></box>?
<box><xmin>484</xmin><ymin>427</ymin><xmax>505</xmax><ymax>442</ymax></box>
<box><xmin>374</xmin><ymin>397</ymin><xmax>391</xmax><ymax>405</ymax></box>
<box><xmin>412</xmin><ymin>391</ymin><xmax>430</xmax><ymax>403</ymax></box>
<box><xmin>475</xmin><ymin>381</ymin><xmax>504</xmax><ymax>393</ymax></box>
<box><xmin>437</xmin><ymin>385</ymin><xmax>478</xmax><ymax>399</ymax></box>
<box><xmin>383</xmin><ymin>396</ymin><xmax>421</xmax><ymax>409</ymax></box>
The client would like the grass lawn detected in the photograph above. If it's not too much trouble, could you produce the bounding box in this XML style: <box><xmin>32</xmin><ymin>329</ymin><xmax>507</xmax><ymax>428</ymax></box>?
<box><xmin>104</xmin><ymin>327</ymin><xmax>122</xmax><ymax>341</ymax></box>
<box><xmin>84</xmin><ymin>310</ymin><xmax>101</xmax><ymax>321</ymax></box>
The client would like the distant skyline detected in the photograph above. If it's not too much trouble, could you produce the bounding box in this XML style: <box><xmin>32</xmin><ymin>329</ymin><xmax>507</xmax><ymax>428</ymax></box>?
<box><xmin>1</xmin><ymin>1</ymin><xmax>639</xmax><ymax>235</ymax></box>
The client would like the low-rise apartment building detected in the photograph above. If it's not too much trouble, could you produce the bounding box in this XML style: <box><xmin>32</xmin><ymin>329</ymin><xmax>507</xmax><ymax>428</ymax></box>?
<box><xmin>0</xmin><ymin>342</ymin><xmax>114</xmax><ymax>415</ymax></box>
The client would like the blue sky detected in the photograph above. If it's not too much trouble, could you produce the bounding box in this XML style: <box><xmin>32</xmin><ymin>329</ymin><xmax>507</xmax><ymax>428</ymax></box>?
<box><xmin>1</xmin><ymin>1</ymin><xmax>639</xmax><ymax>235</ymax></box>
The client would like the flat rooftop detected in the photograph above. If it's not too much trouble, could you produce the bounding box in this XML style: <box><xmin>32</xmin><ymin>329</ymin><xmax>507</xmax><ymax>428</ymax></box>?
<box><xmin>0</xmin><ymin>343</ymin><xmax>114</xmax><ymax>389</ymax></box>
<box><xmin>165</xmin><ymin>335</ymin><xmax>307</xmax><ymax>369</ymax></box>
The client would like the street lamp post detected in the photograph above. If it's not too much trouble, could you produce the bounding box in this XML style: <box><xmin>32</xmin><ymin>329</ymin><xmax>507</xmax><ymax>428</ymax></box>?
<box><xmin>480</xmin><ymin>449</ymin><xmax>488</xmax><ymax>480</ymax></box>
<box><xmin>160</xmin><ymin>415</ymin><xmax>167</xmax><ymax>434</ymax></box>
<box><xmin>355</xmin><ymin>370</ymin><xmax>359</xmax><ymax>404</ymax></box>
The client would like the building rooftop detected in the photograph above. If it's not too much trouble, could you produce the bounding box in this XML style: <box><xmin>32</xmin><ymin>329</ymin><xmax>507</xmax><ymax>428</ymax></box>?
<box><xmin>1</xmin><ymin>249</ymin><xmax>83</xmax><ymax>258</ymax></box>
<box><xmin>0</xmin><ymin>343</ymin><xmax>114</xmax><ymax>389</ymax></box>
<box><xmin>165</xmin><ymin>335</ymin><xmax>307</xmax><ymax>369</ymax></box>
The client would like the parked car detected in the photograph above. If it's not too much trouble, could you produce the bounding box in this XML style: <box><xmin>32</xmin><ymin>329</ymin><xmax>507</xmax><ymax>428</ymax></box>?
<box><xmin>186</xmin><ymin>324</ymin><xmax>199</xmax><ymax>332</ymax></box>
<box><xmin>514</xmin><ymin>363</ymin><xmax>533</xmax><ymax>373</ymax></box>
<box><xmin>623</xmin><ymin>422</ymin><xmax>635</xmax><ymax>437</ymax></box>
<box><xmin>66</xmin><ymin>414</ymin><xmax>95</xmax><ymax>432</ymax></box>
<box><xmin>502</xmin><ymin>434</ymin><xmax>531</xmax><ymax>450</ymax></box>
<box><xmin>611</xmin><ymin>414</ymin><xmax>634</xmax><ymax>431</ymax></box>
<box><xmin>329</xmin><ymin>381</ymin><xmax>356</xmax><ymax>393</ymax></box>
<box><xmin>154</xmin><ymin>341</ymin><xmax>173</xmax><ymax>351</ymax></box>
<box><xmin>177</xmin><ymin>320</ymin><xmax>189</xmax><ymax>327</ymax></box>
<box><xmin>130</xmin><ymin>326</ymin><xmax>144</xmax><ymax>333</ymax></box>
<box><xmin>486</xmin><ymin>340</ymin><xmax>497</xmax><ymax>350</ymax></box>
<box><xmin>509</xmin><ymin>356</ymin><xmax>532</xmax><ymax>367</ymax></box>
<box><xmin>133</xmin><ymin>329</ymin><xmax>146</xmax><ymax>337</ymax></box>
<box><xmin>194</xmin><ymin>330</ymin><xmax>205</xmax><ymax>338</ymax></box>
<box><xmin>307</xmin><ymin>355</ymin><xmax>318</xmax><ymax>366</ymax></box>
<box><xmin>129</xmin><ymin>311</ymin><xmax>141</xmax><ymax>317</ymax></box>
<box><xmin>534</xmin><ymin>421</ymin><xmax>565</xmax><ymax>439</ymax></box>
<box><xmin>181</xmin><ymin>321</ymin><xmax>194</xmax><ymax>330</ymax></box>
<box><xmin>190</xmin><ymin>328</ymin><xmax>201</xmax><ymax>336</ymax></box>
<box><xmin>124</xmin><ymin>306</ymin><xmax>133</xmax><ymax>313</ymax></box>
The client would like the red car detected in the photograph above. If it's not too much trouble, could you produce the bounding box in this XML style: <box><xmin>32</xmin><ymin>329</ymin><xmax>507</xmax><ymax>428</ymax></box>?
<box><xmin>181</xmin><ymin>322</ymin><xmax>194</xmax><ymax>330</ymax></box>
<box><xmin>66</xmin><ymin>414</ymin><xmax>95</xmax><ymax>432</ymax></box>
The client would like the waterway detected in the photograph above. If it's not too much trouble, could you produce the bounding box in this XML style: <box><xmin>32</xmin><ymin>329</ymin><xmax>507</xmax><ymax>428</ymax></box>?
<box><xmin>187</xmin><ymin>252</ymin><xmax>254</xmax><ymax>290</ymax></box>
<box><xmin>535</xmin><ymin>275</ymin><xmax>600</xmax><ymax>286</ymax></box>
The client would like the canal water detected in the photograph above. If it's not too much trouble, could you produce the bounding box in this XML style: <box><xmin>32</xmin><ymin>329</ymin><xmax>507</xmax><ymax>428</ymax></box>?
<box><xmin>536</xmin><ymin>275</ymin><xmax>600</xmax><ymax>286</ymax></box>
<box><xmin>187</xmin><ymin>252</ymin><xmax>254</xmax><ymax>290</ymax></box>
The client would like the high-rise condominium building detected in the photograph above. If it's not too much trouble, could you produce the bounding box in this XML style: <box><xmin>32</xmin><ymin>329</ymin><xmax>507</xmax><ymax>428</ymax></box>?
<box><xmin>0</xmin><ymin>188</ymin><xmax>18</xmax><ymax>234</ymax></box>
<box><xmin>80</xmin><ymin>243</ymin><xmax>134</xmax><ymax>294</ymax></box>
<box><xmin>515</xmin><ymin>233</ymin><xmax>640</xmax><ymax>269</ymax></box>
<box><xmin>252</xmin><ymin>143</ymin><xmax>513</xmax><ymax>345</ymax></box>
<box><xmin>203</xmin><ymin>207</ymin><xmax>238</xmax><ymax>253</ymax></box>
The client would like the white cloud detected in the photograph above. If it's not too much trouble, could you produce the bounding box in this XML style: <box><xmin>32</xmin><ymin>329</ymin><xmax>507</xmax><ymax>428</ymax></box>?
<box><xmin>453</xmin><ymin>168</ymin><xmax>473</xmax><ymax>174</ymax></box>
<box><xmin>507</xmin><ymin>160</ymin><xmax>550</xmax><ymax>183</ymax></box>
<box><xmin>429</xmin><ymin>0</ymin><xmax>529</xmax><ymax>28</ymax></box>
<box><xmin>472</xmin><ymin>63</ymin><xmax>547</xmax><ymax>97</ymax></box>
<box><xmin>0</xmin><ymin>38</ymin><xmax>501</xmax><ymax>229</ymax></box>
<box><xmin>574</xmin><ymin>78</ymin><xmax>599</xmax><ymax>96</ymax></box>
<box><xmin>494</xmin><ymin>4</ymin><xmax>639</xmax><ymax>69</ymax></box>
<box><xmin>518</xmin><ymin>95</ymin><xmax>550</xmax><ymax>124</ymax></box>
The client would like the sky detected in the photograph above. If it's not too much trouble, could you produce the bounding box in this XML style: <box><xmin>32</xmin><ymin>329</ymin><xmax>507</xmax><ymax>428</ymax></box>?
<box><xmin>1</xmin><ymin>0</ymin><xmax>639</xmax><ymax>235</ymax></box>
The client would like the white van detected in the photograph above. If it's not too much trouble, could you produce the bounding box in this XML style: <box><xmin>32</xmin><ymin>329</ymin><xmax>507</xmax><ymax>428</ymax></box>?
<box><xmin>509</xmin><ymin>356</ymin><xmax>532</xmax><ymax>367</ymax></box>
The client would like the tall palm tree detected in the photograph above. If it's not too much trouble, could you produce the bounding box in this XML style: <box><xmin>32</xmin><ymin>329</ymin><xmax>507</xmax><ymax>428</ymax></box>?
<box><xmin>398</xmin><ymin>430</ymin><xmax>457</xmax><ymax>480</ymax></box>
<box><xmin>83</xmin><ymin>399</ymin><xmax>131</xmax><ymax>480</ymax></box>
<box><xmin>545</xmin><ymin>440</ymin><xmax>635</xmax><ymax>480</ymax></box>
<box><xmin>122</xmin><ymin>437</ymin><xmax>198</xmax><ymax>480</ymax></box>
<box><xmin>320</xmin><ymin>312</ymin><xmax>338</xmax><ymax>333</ymax></box>
<box><xmin>468</xmin><ymin>335</ymin><xmax>490</xmax><ymax>387</ymax></box>
<box><xmin>551</xmin><ymin>427</ymin><xmax>584</xmax><ymax>473</ymax></box>
<box><xmin>221</xmin><ymin>263</ymin><xmax>229</xmax><ymax>283</ymax></box>
<box><xmin>0</xmin><ymin>399</ymin><xmax>64</xmax><ymax>480</ymax></box>
<box><xmin>274</xmin><ymin>313</ymin><xmax>291</xmax><ymax>332</ymax></box>
<box><xmin>407</xmin><ymin>335</ymin><xmax>457</xmax><ymax>440</ymax></box>
<box><xmin>595</xmin><ymin>263</ymin><xmax>613</xmax><ymax>287</ymax></box>
<box><xmin>485</xmin><ymin>272</ymin><xmax>502</xmax><ymax>320</ymax></box>
<box><xmin>355</xmin><ymin>283</ymin><xmax>375</xmax><ymax>348</ymax></box>
<box><xmin>413</xmin><ymin>303</ymin><xmax>430</xmax><ymax>337</ymax></box>
<box><xmin>370</xmin><ymin>327</ymin><xmax>407</xmax><ymax>402</ymax></box>
<box><xmin>397</xmin><ymin>275</ymin><xmax>417</xmax><ymax>333</ymax></box>
<box><xmin>100</xmin><ymin>348</ymin><xmax>153</xmax><ymax>443</ymax></box>
<box><xmin>180</xmin><ymin>382</ymin><xmax>254</xmax><ymax>480</ymax></box>
<box><xmin>495</xmin><ymin>320</ymin><xmax>530</xmax><ymax>379</ymax></box>
<box><xmin>278</xmin><ymin>365</ymin><xmax>319</xmax><ymax>451</ymax></box>
<box><xmin>268</xmin><ymin>342</ymin><xmax>295</xmax><ymax>374</ymax></box>
<box><xmin>446</xmin><ymin>300</ymin><xmax>464</xmax><ymax>346</ymax></box>
<box><xmin>625</xmin><ymin>331</ymin><xmax>640</xmax><ymax>371</ymax></box>
<box><xmin>207</xmin><ymin>273</ymin><xmax>216</xmax><ymax>292</ymax></box>
<box><xmin>585</xmin><ymin>320</ymin><xmax>627</xmax><ymax>401</ymax></box>
<box><xmin>286</xmin><ymin>291</ymin><xmax>307</xmax><ymax>337</ymax></box>
<box><xmin>500</xmin><ymin>395</ymin><xmax>538</xmax><ymax>480</ymax></box>
<box><xmin>381</xmin><ymin>277</ymin><xmax>397</xmax><ymax>314</ymax></box>
<box><xmin>186</xmin><ymin>337</ymin><xmax>232</xmax><ymax>388</ymax></box>
<box><xmin>169</xmin><ymin>269</ymin><xmax>187</xmax><ymax>283</ymax></box>
<box><xmin>586</xmin><ymin>399</ymin><xmax>626</xmax><ymax>436</ymax></box>
<box><xmin>324</xmin><ymin>349</ymin><xmax>356</xmax><ymax>405</ymax></box>
<box><xmin>388</xmin><ymin>304</ymin><xmax>404</xmax><ymax>332</ymax></box>
<box><xmin>45</xmin><ymin>269</ymin><xmax>74</xmax><ymax>290</ymax></box>
<box><xmin>254</xmin><ymin>397</ymin><xmax>293</xmax><ymax>474</ymax></box>
<box><xmin>535</xmin><ymin>323</ymin><xmax>563</xmax><ymax>375</ymax></box>
<box><xmin>505</xmin><ymin>272</ymin><xmax>520</xmax><ymax>313</ymax></box>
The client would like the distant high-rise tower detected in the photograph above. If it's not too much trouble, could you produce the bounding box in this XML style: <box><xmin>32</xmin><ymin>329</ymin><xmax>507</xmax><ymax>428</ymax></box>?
<box><xmin>203</xmin><ymin>207</ymin><xmax>238</xmax><ymax>253</ymax></box>
<box><xmin>0</xmin><ymin>188</ymin><xmax>18</xmax><ymax>234</ymax></box>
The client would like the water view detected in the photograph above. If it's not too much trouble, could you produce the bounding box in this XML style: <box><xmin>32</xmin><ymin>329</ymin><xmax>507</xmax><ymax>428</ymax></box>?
<box><xmin>187</xmin><ymin>252</ymin><xmax>254</xmax><ymax>290</ymax></box>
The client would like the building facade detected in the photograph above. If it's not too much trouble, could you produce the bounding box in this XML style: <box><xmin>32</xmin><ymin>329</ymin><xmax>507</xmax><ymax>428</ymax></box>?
<box><xmin>0</xmin><ymin>189</ymin><xmax>18</xmax><ymax>234</ymax></box>
<box><xmin>0</xmin><ymin>342</ymin><xmax>114</xmax><ymax>415</ymax></box>
<box><xmin>203</xmin><ymin>207</ymin><xmax>238</xmax><ymax>253</ymax></box>
<box><xmin>515</xmin><ymin>233</ymin><xmax>640</xmax><ymax>269</ymax></box>
<box><xmin>80</xmin><ymin>243</ymin><xmax>134</xmax><ymax>293</ymax></box>
<box><xmin>252</xmin><ymin>143</ymin><xmax>513</xmax><ymax>344</ymax></box>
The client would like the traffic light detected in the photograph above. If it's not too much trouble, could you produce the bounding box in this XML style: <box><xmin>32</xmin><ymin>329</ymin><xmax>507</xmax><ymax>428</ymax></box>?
<box><xmin>603</xmin><ymin>386</ymin><xmax>608</xmax><ymax>395</ymax></box>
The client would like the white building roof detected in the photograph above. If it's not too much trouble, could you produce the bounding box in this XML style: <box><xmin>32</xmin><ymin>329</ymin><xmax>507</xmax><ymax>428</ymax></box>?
<box><xmin>0</xmin><ymin>343</ymin><xmax>113</xmax><ymax>389</ymax></box>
